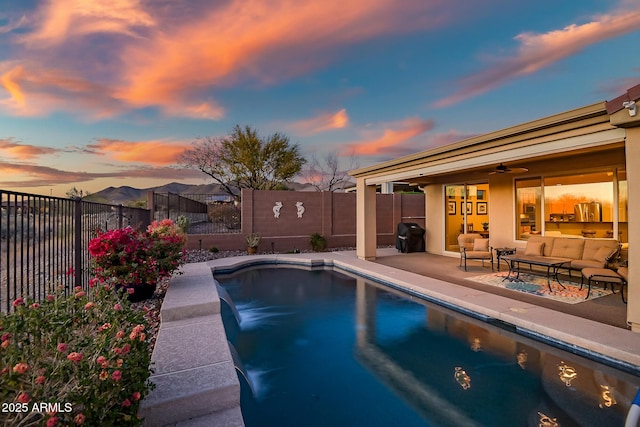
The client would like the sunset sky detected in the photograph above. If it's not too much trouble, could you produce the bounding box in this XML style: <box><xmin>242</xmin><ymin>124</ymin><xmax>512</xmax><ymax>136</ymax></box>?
<box><xmin>1</xmin><ymin>0</ymin><xmax>639</xmax><ymax>196</ymax></box>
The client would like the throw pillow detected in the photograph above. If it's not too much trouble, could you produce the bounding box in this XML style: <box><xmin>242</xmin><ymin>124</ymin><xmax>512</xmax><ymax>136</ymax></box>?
<box><xmin>524</xmin><ymin>241</ymin><xmax>544</xmax><ymax>256</ymax></box>
<box><xmin>592</xmin><ymin>246</ymin><xmax>617</xmax><ymax>263</ymax></box>
<box><xmin>473</xmin><ymin>238</ymin><xmax>489</xmax><ymax>251</ymax></box>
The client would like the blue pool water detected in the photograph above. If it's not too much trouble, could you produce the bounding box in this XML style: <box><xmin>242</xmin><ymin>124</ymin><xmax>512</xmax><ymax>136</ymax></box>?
<box><xmin>217</xmin><ymin>267</ymin><xmax>639</xmax><ymax>427</ymax></box>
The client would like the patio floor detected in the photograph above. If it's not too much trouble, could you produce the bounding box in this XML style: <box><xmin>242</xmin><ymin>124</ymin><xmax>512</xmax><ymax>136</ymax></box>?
<box><xmin>372</xmin><ymin>248</ymin><xmax>628</xmax><ymax>329</ymax></box>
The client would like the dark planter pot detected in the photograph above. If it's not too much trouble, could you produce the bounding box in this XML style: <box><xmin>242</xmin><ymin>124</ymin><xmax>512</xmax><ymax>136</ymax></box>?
<box><xmin>116</xmin><ymin>282</ymin><xmax>157</xmax><ymax>303</ymax></box>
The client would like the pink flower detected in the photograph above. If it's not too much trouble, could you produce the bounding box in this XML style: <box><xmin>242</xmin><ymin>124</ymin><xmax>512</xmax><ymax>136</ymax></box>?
<box><xmin>46</xmin><ymin>295</ymin><xmax>55</xmax><ymax>302</ymax></box>
<box><xmin>116</xmin><ymin>330</ymin><xmax>125</xmax><ymax>339</ymax></box>
<box><xmin>67</xmin><ymin>352</ymin><xmax>83</xmax><ymax>363</ymax></box>
<box><xmin>1</xmin><ymin>340</ymin><xmax>9</xmax><ymax>349</ymax></box>
<box><xmin>29</xmin><ymin>302</ymin><xmax>40</xmax><ymax>309</ymax></box>
<box><xmin>36</xmin><ymin>375</ymin><xmax>46</xmax><ymax>384</ymax></box>
<box><xmin>121</xmin><ymin>344</ymin><xmax>131</xmax><ymax>355</ymax></box>
<box><xmin>17</xmin><ymin>392</ymin><xmax>30</xmax><ymax>403</ymax></box>
<box><xmin>74</xmin><ymin>413</ymin><xmax>86</xmax><ymax>425</ymax></box>
<box><xmin>111</xmin><ymin>370</ymin><xmax>122</xmax><ymax>381</ymax></box>
<box><xmin>46</xmin><ymin>416</ymin><xmax>59</xmax><ymax>427</ymax></box>
<box><xmin>121</xmin><ymin>398</ymin><xmax>131</xmax><ymax>408</ymax></box>
<box><xmin>13</xmin><ymin>363</ymin><xmax>29</xmax><ymax>374</ymax></box>
<box><xmin>132</xmin><ymin>391</ymin><xmax>141</xmax><ymax>401</ymax></box>
<box><xmin>97</xmin><ymin>323</ymin><xmax>111</xmax><ymax>332</ymax></box>
<box><xmin>1</xmin><ymin>333</ymin><xmax>10</xmax><ymax>341</ymax></box>
<box><xmin>13</xmin><ymin>298</ymin><xmax>24</xmax><ymax>307</ymax></box>
<box><xmin>74</xmin><ymin>290</ymin><xmax>86</xmax><ymax>298</ymax></box>
<box><xmin>84</xmin><ymin>302</ymin><xmax>95</xmax><ymax>310</ymax></box>
<box><xmin>96</xmin><ymin>356</ymin><xmax>108</xmax><ymax>368</ymax></box>
<box><xmin>99</xmin><ymin>370</ymin><xmax>108</xmax><ymax>381</ymax></box>
<box><xmin>113</xmin><ymin>303</ymin><xmax>122</xmax><ymax>311</ymax></box>
<box><xmin>57</xmin><ymin>343</ymin><xmax>68</xmax><ymax>353</ymax></box>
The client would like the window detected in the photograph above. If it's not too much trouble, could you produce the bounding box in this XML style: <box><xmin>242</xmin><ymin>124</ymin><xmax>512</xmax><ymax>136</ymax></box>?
<box><xmin>515</xmin><ymin>178</ymin><xmax>541</xmax><ymax>240</ymax></box>
<box><xmin>516</xmin><ymin>170</ymin><xmax>626</xmax><ymax>242</ymax></box>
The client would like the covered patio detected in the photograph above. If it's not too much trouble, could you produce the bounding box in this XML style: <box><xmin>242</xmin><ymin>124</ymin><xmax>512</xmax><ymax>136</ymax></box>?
<box><xmin>371</xmin><ymin>247</ymin><xmax>627</xmax><ymax>329</ymax></box>
<box><xmin>350</xmin><ymin>84</ymin><xmax>640</xmax><ymax>331</ymax></box>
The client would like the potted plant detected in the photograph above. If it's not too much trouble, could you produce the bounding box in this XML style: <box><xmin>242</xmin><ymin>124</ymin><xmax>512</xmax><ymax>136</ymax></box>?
<box><xmin>245</xmin><ymin>233</ymin><xmax>261</xmax><ymax>254</ymax></box>
<box><xmin>88</xmin><ymin>219</ymin><xmax>186</xmax><ymax>302</ymax></box>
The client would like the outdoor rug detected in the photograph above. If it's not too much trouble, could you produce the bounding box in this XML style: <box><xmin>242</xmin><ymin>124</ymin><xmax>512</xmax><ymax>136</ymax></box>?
<box><xmin>467</xmin><ymin>272</ymin><xmax>613</xmax><ymax>304</ymax></box>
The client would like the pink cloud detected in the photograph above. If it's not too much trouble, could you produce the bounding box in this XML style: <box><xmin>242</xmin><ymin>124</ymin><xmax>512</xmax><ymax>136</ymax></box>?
<box><xmin>87</xmin><ymin>138</ymin><xmax>190</xmax><ymax>165</ymax></box>
<box><xmin>434</xmin><ymin>5</ymin><xmax>640</xmax><ymax>107</ymax></box>
<box><xmin>346</xmin><ymin>117</ymin><xmax>434</xmax><ymax>157</ymax></box>
<box><xmin>290</xmin><ymin>109</ymin><xmax>349</xmax><ymax>135</ymax></box>
<box><xmin>19</xmin><ymin>0</ymin><xmax>154</xmax><ymax>46</ymax></box>
<box><xmin>0</xmin><ymin>64</ymin><xmax>125</xmax><ymax>118</ymax></box>
<box><xmin>0</xmin><ymin>160</ymin><xmax>202</xmax><ymax>187</ymax></box>
<box><xmin>0</xmin><ymin>137</ymin><xmax>59</xmax><ymax>159</ymax></box>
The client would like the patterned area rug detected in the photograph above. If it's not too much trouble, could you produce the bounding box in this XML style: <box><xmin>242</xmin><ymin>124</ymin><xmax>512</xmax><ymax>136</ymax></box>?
<box><xmin>467</xmin><ymin>272</ymin><xmax>613</xmax><ymax>304</ymax></box>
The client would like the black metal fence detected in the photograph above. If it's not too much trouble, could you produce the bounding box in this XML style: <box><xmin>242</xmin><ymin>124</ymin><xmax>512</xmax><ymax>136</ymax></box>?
<box><xmin>0</xmin><ymin>190</ymin><xmax>150</xmax><ymax>312</ymax></box>
<box><xmin>151</xmin><ymin>192</ymin><xmax>241</xmax><ymax>234</ymax></box>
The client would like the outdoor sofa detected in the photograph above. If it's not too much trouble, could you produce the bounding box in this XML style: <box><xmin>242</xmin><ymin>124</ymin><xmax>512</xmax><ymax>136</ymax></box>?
<box><xmin>518</xmin><ymin>235</ymin><xmax>620</xmax><ymax>278</ymax></box>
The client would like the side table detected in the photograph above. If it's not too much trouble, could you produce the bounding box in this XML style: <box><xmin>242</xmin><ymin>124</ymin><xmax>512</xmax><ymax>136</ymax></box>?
<box><xmin>495</xmin><ymin>247</ymin><xmax>517</xmax><ymax>271</ymax></box>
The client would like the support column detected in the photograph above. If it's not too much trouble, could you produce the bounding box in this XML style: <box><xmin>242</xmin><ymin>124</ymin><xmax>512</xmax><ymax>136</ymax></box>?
<box><xmin>356</xmin><ymin>178</ymin><xmax>377</xmax><ymax>260</ymax></box>
<box><xmin>625</xmin><ymin>127</ymin><xmax>640</xmax><ymax>331</ymax></box>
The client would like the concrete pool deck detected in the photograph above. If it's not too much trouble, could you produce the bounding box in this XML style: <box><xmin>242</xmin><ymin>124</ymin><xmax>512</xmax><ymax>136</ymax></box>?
<box><xmin>139</xmin><ymin>248</ymin><xmax>640</xmax><ymax>426</ymax></box>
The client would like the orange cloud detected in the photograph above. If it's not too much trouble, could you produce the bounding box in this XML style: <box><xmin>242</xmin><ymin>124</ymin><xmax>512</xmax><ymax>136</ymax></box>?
<box><xmin>0</xmin><ymin>64</ymin><xmax>123</xmax><ymax>117</ymax></box>
<box><xmin>290</xmin><ymin>109</ymin><xmax>349</xmax><ymax>135</ymax></box>
<box><xmin>1</xmin><ymin>0</ymin><xmax>447</xmax><ymax>120</ymax></box>
<box><xmin>116</xmin><ymin>0</ymin><xmax>444</xmax><ymax>114</ymax></box>
<box><xmin>434</xmin><ymin>5</ymin><xmax>640</xmax><ymax>107</ymax></box>
<box><xmin>87</xmin><ymin>138</ymin><xmax>190</xmax><ymax>165</ymax></box>
<box><xmin>20</xmin><ymin>0</ymin><xmax>154</xmax><ymax>46</ymax></box>
<box><xmin>0</xmin><ymin>160</ymin><xmax>202</xmax><ymax>188</ymax></box>
<box><xmin>0</xmin><ymin>138</ymin><xmax>59</xmax><ymax>159</ymax></box>
<box><xmin>348</xmin><ymin>117</ymin><xmax>434</xmax><ymax>156</ymax></box>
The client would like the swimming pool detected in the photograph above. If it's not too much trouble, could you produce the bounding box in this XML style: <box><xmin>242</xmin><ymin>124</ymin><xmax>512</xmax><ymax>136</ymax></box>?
<box><xmin>217</xmin><ymin>266</ymin><xmax>639</xmax><ymax>426</ymax></box>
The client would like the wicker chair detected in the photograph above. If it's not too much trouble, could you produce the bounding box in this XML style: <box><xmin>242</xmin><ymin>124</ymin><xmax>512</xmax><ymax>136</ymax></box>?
<box><xmin>458</xmin><ymin>233</ymin><xmax>493</xmax><ymax>271</ymax></box>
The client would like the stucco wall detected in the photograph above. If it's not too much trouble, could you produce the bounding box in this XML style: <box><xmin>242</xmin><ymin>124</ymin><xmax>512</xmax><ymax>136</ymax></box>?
<box><xmin>186</xmin><ymin>189</ymin><xmax>425</xmax><ymax>252</ymax></box>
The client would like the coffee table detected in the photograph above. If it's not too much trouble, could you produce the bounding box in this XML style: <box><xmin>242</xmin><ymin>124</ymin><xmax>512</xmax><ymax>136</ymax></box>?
<box><xmin>501</xmin><ymin>255</ymin><xmax>570</xmax><ymax>292</ymax></box>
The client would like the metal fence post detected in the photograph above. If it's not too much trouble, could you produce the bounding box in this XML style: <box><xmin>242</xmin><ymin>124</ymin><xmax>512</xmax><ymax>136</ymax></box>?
<box><xmin>74</xmin><ymin>197</ymin><xmax>83</xmax><ymax>290</ymax></box>
<box><xmin>118</xmin><ymin>204</ymin><xmax>124</xmax><ymax>229</ymax></box>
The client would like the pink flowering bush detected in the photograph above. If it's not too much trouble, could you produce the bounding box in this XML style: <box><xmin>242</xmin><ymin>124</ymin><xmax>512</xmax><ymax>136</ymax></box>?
<box><xmin>0</xmin><ymin>285</ymin><xmax>153</xmax><ymax>426</ymax></box>
<box><xmin>88</xmin><ymin>220</ymin><xmax>185</xmax><ymax>301</ymax></box>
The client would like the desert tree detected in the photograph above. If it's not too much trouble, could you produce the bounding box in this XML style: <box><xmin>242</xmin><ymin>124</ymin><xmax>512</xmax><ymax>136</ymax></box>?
<box><xmin>180</xmin><ymin>125</ymin><xmax>306</xmax><ymax>202</ymax></box>
<box><xmin>65</xmin><ymin>187</ymin><xmax>91</xmax><ymax>199</ymax></box>
<box><xmin>301</xmin><ymin>151</ymin><xmax>358</xmax><ymax>192</ymax></box>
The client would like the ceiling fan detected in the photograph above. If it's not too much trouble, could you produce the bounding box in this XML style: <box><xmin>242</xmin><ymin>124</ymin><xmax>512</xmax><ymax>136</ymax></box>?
<box><xmin>489</xmin><ymin>163</ymin><xmax>529</xmax><ymax>174</ymax></box>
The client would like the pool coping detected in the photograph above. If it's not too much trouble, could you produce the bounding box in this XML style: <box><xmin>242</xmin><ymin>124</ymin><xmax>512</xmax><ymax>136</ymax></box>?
<box><xmin>140</xmin><ymin>249</ymin><xmax>640</xmax><ymax>425</ymax></box>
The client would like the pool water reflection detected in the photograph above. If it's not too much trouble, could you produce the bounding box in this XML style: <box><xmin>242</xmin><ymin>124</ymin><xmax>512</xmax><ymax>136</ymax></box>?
<box><xmin>217</xmin><ymin>267</ymin><xmax>639</xmax><ymax>427</ymax></box>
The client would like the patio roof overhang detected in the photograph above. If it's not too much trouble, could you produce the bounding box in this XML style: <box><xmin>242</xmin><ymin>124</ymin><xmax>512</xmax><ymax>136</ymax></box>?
<box><xmin>350</xmin><ymin>102</ymin><xmax>625</xmax><ymax>185</ymax></box>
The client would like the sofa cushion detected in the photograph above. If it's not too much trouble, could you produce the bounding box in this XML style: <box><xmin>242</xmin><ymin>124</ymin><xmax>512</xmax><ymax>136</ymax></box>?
<box><xmin>550</xmin><ymin>238</ymin><xmax>584</xmax><ymax>260</ymax></box>
<box><xmin>524</xmin><ymin>241</ymin><xmax>544</xmax><ymax>256</ymax></box>
<box><xmin>571</xmin><ymin>259</ymin><xmax>606</xmax><ymax>270</ymax></box>
<box><xmin>582</xmin><ymin>239</ymin><xmax>619</xmax><ymax>261</ymax></box>
<box><xmin>529</xmin><ymin>236</ymin><xmax>556</xmax><ymax>256</ymax></box>
<box><xmin>592</xmin><ymin>246</ymin><xmax>617</xmax><ymax>263</ymax></box>
<box><xmin>473</xmin><ymin>238</ymin><xmax>489</xmax><ymax>251</ymax></box>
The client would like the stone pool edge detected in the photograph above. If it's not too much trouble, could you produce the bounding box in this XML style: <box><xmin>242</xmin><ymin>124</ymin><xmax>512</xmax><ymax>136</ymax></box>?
<box><xmin>140</xmin><ymin>250</ymin><xmax>640</xmax><ymax>426</ymax></box>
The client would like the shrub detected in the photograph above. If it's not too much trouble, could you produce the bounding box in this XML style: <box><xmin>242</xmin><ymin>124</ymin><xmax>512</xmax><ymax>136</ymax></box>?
<box><xmin>175</xmin><ymin>215</ymin><xmax>191</xmax><ymax>233</ymax></box>
<box><xmin>309</xmin><ymin>233</ymin><xmax>327</xmax><ymax>252</ymax></box>
<box><xmin>88</xmin><ymin>220</ymin><xmax>185</xmax><ymax>297</ymax></box>
<box><xmin>0</xmin><ymin>285</ymin><xmax>153</xmax><ymax>426</ymax></box>
<box><xmin>209</xmin><ymin>246</ymin><xmax>219</xmax><ymax>253</ymax></box>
